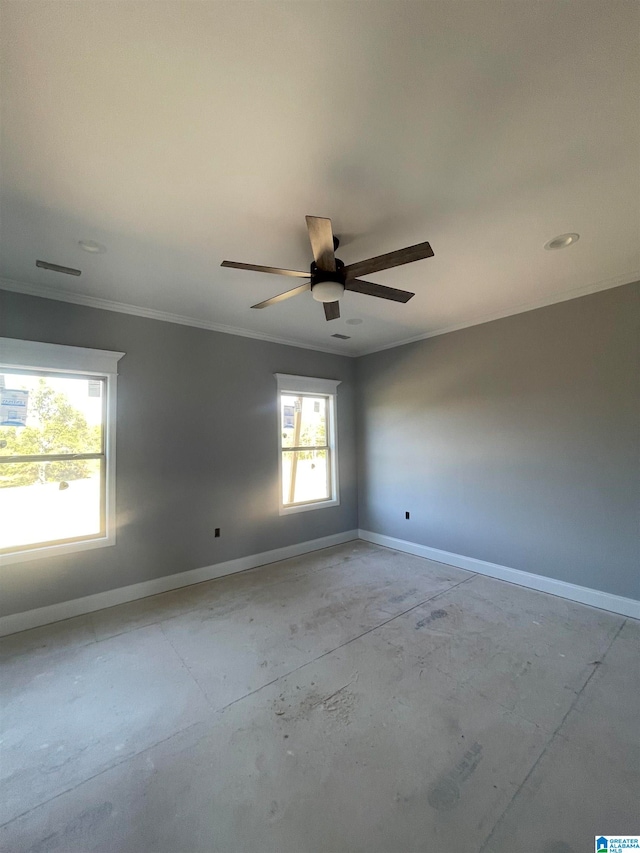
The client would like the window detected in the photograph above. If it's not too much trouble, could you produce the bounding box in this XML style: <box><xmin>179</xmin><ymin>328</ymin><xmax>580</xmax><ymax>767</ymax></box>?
<box><xmin>0</xmin><ymin>338</ymin><xmax>124</xmax><ymax>564</ymax></box>
<box><xmin>275</xmin><ymin>374</ymin><xmax>341</xmax><ymax>515</ymax></box>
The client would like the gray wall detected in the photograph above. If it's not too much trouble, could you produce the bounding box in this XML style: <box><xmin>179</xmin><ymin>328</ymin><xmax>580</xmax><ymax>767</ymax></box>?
<box><xmin>2</xmin><ymin>282</ymin><xmax>638</xmax><ymax>616</ymax></box>
<box><xmin>356</xmin><ymin>282</ymin><xmax>639</xmax><ymax>601</ymax></box>
<box><xmin>0</xmin><ymin>291</ymin><xmax>358</xmax><ymax>616</ymax></box>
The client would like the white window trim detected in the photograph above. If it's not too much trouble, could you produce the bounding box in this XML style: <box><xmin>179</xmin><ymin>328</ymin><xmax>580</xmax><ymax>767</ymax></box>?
<box><xmin>0</xmin><ymin>338</ymin><xmax>125</xmax><ymax>565</ymax></box>
<box><xmin>274</xmin><ymin>373</ymin><xmax>341</xmax><ymax>516</ymax></box>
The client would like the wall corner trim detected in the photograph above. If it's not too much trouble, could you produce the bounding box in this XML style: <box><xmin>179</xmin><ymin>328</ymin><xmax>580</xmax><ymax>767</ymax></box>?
<box><xmin>0</xmin><ymin>529</ymin><xmax>359</xmax><ymax>637</ymax></box>
<box><xmin>358</xmin><ymin>530</ymin><xmax>640</xmax><ymax>619</ymax></box>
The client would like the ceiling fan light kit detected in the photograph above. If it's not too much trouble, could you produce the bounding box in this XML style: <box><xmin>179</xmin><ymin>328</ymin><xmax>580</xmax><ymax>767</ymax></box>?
<box><xmin>221</xmin><ymin>215</ymin><xmax>434</xmax><ymax>321</ymax></box>
<box><xmin>312</xmin><ymin>280</ymin><xmax>345</xmax><ymax>303</ymax></box>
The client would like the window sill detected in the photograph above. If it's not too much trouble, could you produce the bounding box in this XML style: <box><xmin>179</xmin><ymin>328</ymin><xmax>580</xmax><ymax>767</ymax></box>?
<box><xmin>279</xmin><ymin>497</ymin><xmax>340</xmax><ymax>516</ymax></box>
<box><xmin>0</xmin><ymin>534</ymin><xmax>116</xmax><ymax>566</ymax></box>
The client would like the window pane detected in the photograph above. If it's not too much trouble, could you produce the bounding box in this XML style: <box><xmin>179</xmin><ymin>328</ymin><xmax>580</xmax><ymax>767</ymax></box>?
<box><xmin>282</xmin><ymin>449</ymin><xmax>330</xmax><ymax>505</ymax></box>
<box><xmin>280</xmin><ymin>395</ymin><xmax>327</xmax><ymax>449</ymax></box>
<box><xmin>0</xmin><ymin>374</ymin><xmax>103</xmax><ymax>457</ymax></box>
<box><xmin>0</xmin><ymin>459</ymin><xmax>102</xmax><ymax>551</ymax></box>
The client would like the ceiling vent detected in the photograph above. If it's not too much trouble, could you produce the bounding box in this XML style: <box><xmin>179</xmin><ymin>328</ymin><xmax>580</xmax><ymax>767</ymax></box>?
<box><xmin>331</xmin><ymin>333</ymin><xmax>351</xmax><ymax>340</ymax></box>
<box><xmin>36</xmin><ymin>260</ymin><xmax>81</xmax><ymax>276</ymax></box>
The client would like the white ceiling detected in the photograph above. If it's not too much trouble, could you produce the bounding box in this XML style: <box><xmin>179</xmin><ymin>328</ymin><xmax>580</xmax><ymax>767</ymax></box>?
<box><xmin>1</xmin><ymin>1</ymin><xmax>638</xmax><ymax>356</ymax></box>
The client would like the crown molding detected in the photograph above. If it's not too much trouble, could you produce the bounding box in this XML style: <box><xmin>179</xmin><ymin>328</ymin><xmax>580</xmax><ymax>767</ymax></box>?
<box><xmin>1</xmin><ymin>271</ymin><xmax>637</xmax><ymax>360</ymax></box>
<box><xmin>0</xmin><ymin>277</ymin><xmax>352</xmax><ymax>357</ymax></box>
<box><xmin>357</xmin><ymin>271</ymin><xmax>640</xmax><ymax>356</ymax></box>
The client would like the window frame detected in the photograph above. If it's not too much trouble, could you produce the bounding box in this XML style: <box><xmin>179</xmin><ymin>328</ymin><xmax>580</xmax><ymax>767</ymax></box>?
<box><xmin>275</xmin><ymin>373</ymin><xmax>341</xmax><ymax>516</ymax></box>
<box><xmin>0</xmin><ymin>338</ymin><xmax>124</xmax><ymax>565</ymax></box>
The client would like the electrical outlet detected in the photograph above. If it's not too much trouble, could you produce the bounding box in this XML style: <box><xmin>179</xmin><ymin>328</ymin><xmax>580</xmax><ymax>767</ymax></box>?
<box><xmin>215</xmin><ymin>528</ymin><xmax>221</xmax><ymax>538</ymax></box>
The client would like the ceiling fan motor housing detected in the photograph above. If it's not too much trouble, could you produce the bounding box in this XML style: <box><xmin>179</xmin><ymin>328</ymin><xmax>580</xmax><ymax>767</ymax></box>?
<box><xmin>310</xmin><ymin>259</ymin><xmax>346</xmax><ymax>302</ymax></box>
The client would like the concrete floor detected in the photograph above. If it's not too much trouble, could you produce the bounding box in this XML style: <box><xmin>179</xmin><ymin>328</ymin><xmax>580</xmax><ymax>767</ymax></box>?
<box><xmin>1</xmin><ymin>541</ymin><xmax>638</xmax><ymax>852</ymax></box>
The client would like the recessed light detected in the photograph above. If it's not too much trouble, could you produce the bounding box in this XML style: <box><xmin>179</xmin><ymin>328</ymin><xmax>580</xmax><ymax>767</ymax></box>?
<box><xmin>78</xmin><ymin>239</ymin><xmax>106</xmax><ymax>253</ymax></box>
<box><xmin>544</xmin><ymin>233</ymin><xmax>579</xmax><ymax>250</ymax></box>
<box><xmin>345</xmin><ymin>318</ymin><xmax>363</xmax><ymax>325</ymax></box>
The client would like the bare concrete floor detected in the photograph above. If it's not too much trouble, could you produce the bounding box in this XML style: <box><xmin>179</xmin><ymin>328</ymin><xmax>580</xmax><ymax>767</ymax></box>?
<box><xmin>1</xmin><ymin>541</ymin><xmax>638</xmax><ymax>852</ymax></box>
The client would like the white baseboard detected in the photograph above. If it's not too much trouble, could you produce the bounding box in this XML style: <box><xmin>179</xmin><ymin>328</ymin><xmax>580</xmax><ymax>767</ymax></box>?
<box><xmin>3</xmin><ymin>528</ymin><xmax>636</xmax><ymax>637</ymax></box>
<box><xmin>358</xmin><ymin>530</ymin><xmax>640</xmax><ymax>620</ymax></box>
<box><xmin>0</xmin><ymin>529</ymin><xmax>359</xmax><ymax>637</ymax></box>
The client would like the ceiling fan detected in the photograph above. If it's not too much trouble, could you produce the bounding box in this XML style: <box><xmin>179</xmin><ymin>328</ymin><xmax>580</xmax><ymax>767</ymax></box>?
<box><xmin>221</xmin><ymin>216</ymin><xmax>434</xmax><ymax>321</ymax></box>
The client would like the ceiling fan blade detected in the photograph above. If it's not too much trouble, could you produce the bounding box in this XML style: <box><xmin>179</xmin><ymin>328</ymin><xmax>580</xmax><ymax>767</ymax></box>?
<box><xmin>323</xmin><ymin>301</ymin><xmax>340</xmax><ymax>321</ymax></box>
<box><xmin>251</xmin><ymin>282</ymin><xmax>311</xmax><ymax>309</ymax></box>
<box><xmin>221</xmin><ymin>260</ymin><xmax>308</xmax><ymax>278</ymax></box>
<box><xmin>345</xmin><ymin>279</ymin><xmax>414</xmax><ymax>303</ymax></box>
<box><xmin>343</xmin><ymin>241</ymin><xmax>434</xmax><ymax>280</ymax></box>
<box><xmin>305</xmin><ymin>216</ymin><xmax>336</xmax><ymax>272</ymax></box>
